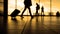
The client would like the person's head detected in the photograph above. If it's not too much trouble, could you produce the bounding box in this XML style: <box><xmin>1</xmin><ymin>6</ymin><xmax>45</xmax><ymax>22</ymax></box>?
<box><xmin>57</xmin><ymin>11</ymin><xmax>59</xmax><ymax>12</ymax></box>
<box><xmin>36</xmin><ymin>3</ymin><xmax>38</xmax><ymax>5</ymax></box>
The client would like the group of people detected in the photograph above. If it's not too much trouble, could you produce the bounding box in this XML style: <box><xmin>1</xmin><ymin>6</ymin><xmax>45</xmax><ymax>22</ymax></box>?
<box><xmin>20</xmin><ymin>0</ymin><xmax>45</xmax><ymax>18</ymax></box>
<box><xmin>11</xmin><ymin>0</ymin><xmax>60</xmax><ymax>19</ymax></box>
<box><xmin>36</xmin><ymin>3</ymin><xmax>44</xmax><ymax>16</ymax></box>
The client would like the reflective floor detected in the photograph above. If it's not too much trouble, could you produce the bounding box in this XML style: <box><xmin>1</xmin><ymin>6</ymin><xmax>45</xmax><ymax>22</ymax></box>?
<box><xmin>0</xmin><ymin>16</ymin><xmax>60</xmax><ymax>34</ymax></box>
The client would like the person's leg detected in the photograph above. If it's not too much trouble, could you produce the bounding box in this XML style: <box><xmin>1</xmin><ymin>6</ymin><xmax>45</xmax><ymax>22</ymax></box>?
<box><xmin>43</xmin><ymin>12</ymin><xmax>44</xmax><ymax>15</ymax></box>
<box><xmin>36</xmin><ymin>10</ymin><xmax>38</xmax><ymax>14</ymax></box>
<box><xmin>41</xmin><ymin>12</ymin><xmax>42</xmax><ymax>15</ymax></box>
<box><xmin>28</xmin><ymin>7</ymin><xmax>33</xmax><ymax>18</ymax></box>
<box><xmin>21</xmin><ymin>7</ymin><xmax>26</xmax><ymax>17</ymax></box>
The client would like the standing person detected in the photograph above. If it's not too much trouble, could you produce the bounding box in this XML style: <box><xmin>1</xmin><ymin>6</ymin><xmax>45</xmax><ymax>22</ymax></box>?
<box><xmin>41</xmin><ymin>6</ymin><xmax>44</xmax><ymax>15</ymax></box>
<box><xmin>36</xmin><ymin>3</ymin><xmax>40</xmax><ymax>15</ymax></box>
<box><xmin>56</xmin><ymin>11</ymin><xmax>60</xmax><ymax>16</ymax></box>
<box><xmin>21</xmin><ymin>0</ymin><xmax>33</xmax><ymax>18</ymax></box>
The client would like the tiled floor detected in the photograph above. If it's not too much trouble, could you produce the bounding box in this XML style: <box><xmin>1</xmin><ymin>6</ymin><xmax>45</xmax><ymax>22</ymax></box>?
<box><xmin>0</xmin><ymin>16</ymin><xmax>60</xmax><ymax>34</ymax></box>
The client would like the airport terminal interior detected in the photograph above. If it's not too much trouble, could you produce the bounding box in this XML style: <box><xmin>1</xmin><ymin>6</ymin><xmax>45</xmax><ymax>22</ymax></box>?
<box><xmin>0</xmin><ymin>0</ymin><xmax>60</xmax><ymax>34</ymax></box>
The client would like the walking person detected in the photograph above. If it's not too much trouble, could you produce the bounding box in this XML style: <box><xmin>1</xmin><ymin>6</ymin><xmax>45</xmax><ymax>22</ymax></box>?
<box><xmin>21</xmin><ymin>0</ymin><xmax>33</xmax><ymax>18</ymax></box>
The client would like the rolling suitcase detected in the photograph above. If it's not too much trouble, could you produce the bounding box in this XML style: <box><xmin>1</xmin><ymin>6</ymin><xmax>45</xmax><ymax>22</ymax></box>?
<box><xmin>11</xmin><ymin>9</ymin><xmax>20</xmax><ymax>17</ymax></box>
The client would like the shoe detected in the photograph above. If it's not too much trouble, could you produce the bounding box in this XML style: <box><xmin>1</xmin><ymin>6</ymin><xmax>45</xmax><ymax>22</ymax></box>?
<box><xmin>20</xmin><ymin>15</ymin><xmax>24</xmax><ymax>18</ymax></box>
<box><xmin>31</xmin><ymin>16</ymin><xmax>34</xmax><ymax>19</ymax></box>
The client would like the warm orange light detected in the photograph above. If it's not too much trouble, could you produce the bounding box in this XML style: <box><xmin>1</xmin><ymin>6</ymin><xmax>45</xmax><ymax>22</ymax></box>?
<box><xmin>8</xmin><ymin>0</ymin><xmax>60</xmax><ymax>15</ymax></box>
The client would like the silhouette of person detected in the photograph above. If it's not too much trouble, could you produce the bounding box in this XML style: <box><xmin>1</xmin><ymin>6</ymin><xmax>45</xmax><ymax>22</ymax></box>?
<box><xmin>56</xmin><ymin>11</ymin><xmax>60</xmax><ymax>16</ymax></box>
<box><xmin>21</xmin><ymin>0</ymin><xmax>33</xmax><ymax>18</ymax></box>
<box><xmin>36</xmin><ymin>3</ymin><xmax>40</xmax><ymax>15</ymax></box>
<box><xmin>41</xmin><ymin>6</ymin><xmax>44</xmax><ymax>15</ymax></box>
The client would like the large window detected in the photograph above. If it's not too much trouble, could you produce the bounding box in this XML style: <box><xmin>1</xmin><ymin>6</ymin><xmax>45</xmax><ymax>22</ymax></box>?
<box><xmin>8</xmin><ymin>0</ymin><xmax>37</xmax><ymax>15</ymax></box>
<box><xmin>8</xmin><ymin>0</ymin><xmax>60</xmax><ymax>15</ymax></box>
<box><xmin>52</xmin><ymin>0</ymin><xmax>60</xmax><ymax>15</ymax></box>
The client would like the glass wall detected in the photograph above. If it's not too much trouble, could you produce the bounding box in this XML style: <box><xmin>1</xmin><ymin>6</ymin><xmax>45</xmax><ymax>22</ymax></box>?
<box><xmin>40</xmin><ymin>0</ymin><xmax>50</xmax><ymax>15</ymax></box>
<box><xmin>8</xmin><ymin>0</ymin><xmax>37</xmax><ymax>15</ymax></box>
<box><xmin>52</xmin><ymin>0</ymin><xmax>60</xmax><ymax>15</ymax></box>
<box><xmin>8</xmin><ymin>0</ymin><xmax>60</xmax><ymax>15</ymax></box>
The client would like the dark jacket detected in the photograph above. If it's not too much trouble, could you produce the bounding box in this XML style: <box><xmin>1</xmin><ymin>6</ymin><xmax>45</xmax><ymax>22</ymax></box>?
<box><xmin>24</xmin><ymin>0</ymin><xmax>32</xmax><ymax>6</ymax></box>
<box><xmin>36</xmin><ymin>4</ymin><xmax>40</xmax><ymax>10</ymax></box>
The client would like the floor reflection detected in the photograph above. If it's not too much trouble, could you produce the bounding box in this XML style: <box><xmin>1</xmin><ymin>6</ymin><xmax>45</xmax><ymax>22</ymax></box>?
<box><xmin>0</xmin><ymin>16</ymin><xmax>60</xmax><ymax>34</ymax></box>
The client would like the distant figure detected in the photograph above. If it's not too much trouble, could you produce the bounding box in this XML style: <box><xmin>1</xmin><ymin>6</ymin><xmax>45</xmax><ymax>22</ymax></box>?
<box><xmin>41</xmin><ymin>6</ymin><xmax>44</xmax><ymax>15</ymax></box>
<box><xmin>21</xmin><ymin>0</ymin><xmax>33</xmax><ymax>18</ymax></box>
<box><xmin>49</xmin><ymin>12</ymin><xmax>53</xmax><ymax>16</ymax></box>
<box><xmin>56</xmin><ymin>11</ymin><xmax>60</xmax><ymax>16</ymax></box>
<box><xmin>36</xmin><ymin>3</ymin><xmax>40</xmax><ymax>15</ymax></box>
